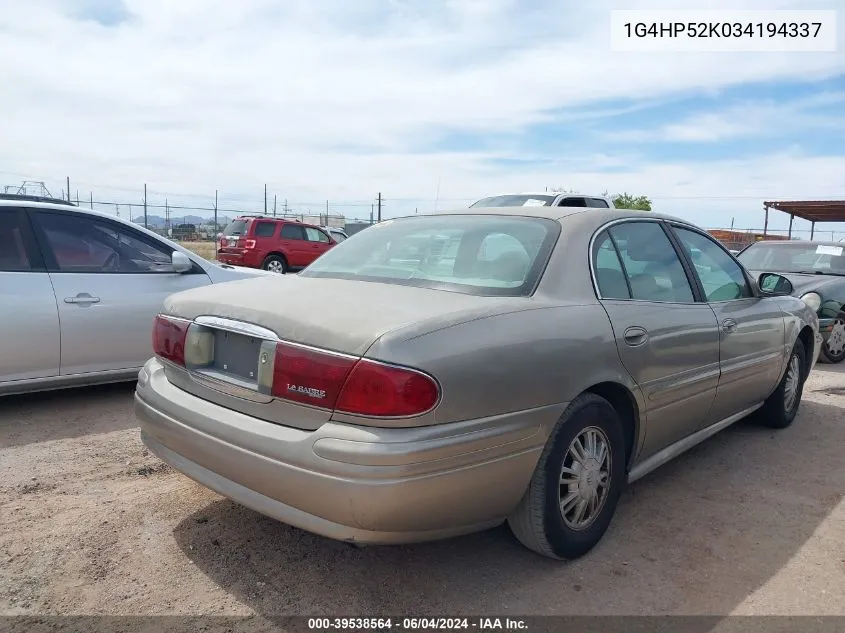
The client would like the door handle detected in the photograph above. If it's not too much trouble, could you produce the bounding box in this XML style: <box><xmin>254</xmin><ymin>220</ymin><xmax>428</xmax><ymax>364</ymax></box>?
<box><xmin>65</xmin><ymin>293</ymin><xmax>101</xmax><ymax>305</ymax></box>
<box><xmin>623</xmin><ymin>326</ymin><xmax>649</xmax><ymax>346</ymax></box>
<box><xmin>721</xmin><ymin>318</ymin><xmax>738</xmax><ymax>333</ymax></box>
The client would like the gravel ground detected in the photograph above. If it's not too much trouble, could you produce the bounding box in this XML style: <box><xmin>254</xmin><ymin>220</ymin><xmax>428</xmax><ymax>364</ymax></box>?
<box><xmin>1</xmin><ymin>363</ymin><xmax>844</xmax><ymax>618</ymax></box>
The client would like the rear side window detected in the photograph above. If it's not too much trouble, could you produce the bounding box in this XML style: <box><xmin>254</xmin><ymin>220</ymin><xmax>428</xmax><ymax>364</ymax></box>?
<box><xmin>299</xmin><ymin>214</ymin><xmax>560</xmax><ymax>297</ymax></box>
<box><xmin>0</xmin><ymin>208</ymin><xmax>34</xmax><ymax>272</ymax></box>
<box><xmin>593</xmin><ymin>231</ymin><xmax>630</xmax><ymax>299</ymax></box>
<box><xmin>558</xmin><ymin>197</ymin><xmax>587</xmax><ymax>207</ymax></box>
<box><xmin>223</xmin><ymin>220</ymin><xmax>249</xmax><ymax>236</ymax></box>
<box><xmin>281</xmin><ymin>224</ymin><xmax>305</xmax><ymax>240</ymax></box>
<box><xmin>588</xmin><ymin>198</ymin><xmax>610</xmax><ymax>208</ymax></box>
<box><xmin>254</xmin><ymin>221</ymin><xmax>276</xmax><ymax>237</ymax></box>
<box><xmin>606</xmin><ymin>222</ymin><xmax>695</xmax><ymax>303</ymax></box>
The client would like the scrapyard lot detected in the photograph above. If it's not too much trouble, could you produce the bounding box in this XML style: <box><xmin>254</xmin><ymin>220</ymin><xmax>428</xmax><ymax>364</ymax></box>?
<box><xmin>2</xmin><ymin>364</ymin><xmax>844</xmax><ymax>617</ymax></box>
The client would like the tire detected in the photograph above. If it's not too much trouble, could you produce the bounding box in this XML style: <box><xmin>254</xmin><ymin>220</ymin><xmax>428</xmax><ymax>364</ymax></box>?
<box><xmin>819</xmin><ymin>314</ymin><xmax>845</xmax><ymax>364</ymax></box>
<box><xmin>756</xmin><ymin>339</ymin><xmax>807</xmax><ymax>429</ymax></box>
<box><xmin>507</xmin><ymin>393</ymin><xmax>627</xmax><ymax>560</ymax></box>
<box><xmin>262</xmin><ymin>255</ymin><xmax>287</xmax><ymax>274</ymax></box>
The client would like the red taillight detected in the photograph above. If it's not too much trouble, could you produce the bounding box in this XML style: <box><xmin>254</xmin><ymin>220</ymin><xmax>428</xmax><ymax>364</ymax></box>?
<box><xmin>271</xmin><ymin>342</ymin><xmax>356</xmax><ymax>408</ymax></box>
<box><xmin>269</xmin><ymin>342</ymin><xmax>440</xmax><ymax>417</ymax></box>
<box><xmin>243</xmin><ymin>239</ymin><xmax>256</xmax><ymax>249</ymax></box>
<box><xmin>152</xmin><ymin>314</ymin><xmax>190</xmax><ymax>366</ymax></box>
<box><xmin>336</xmin><ymin>360</ymin><xmax>440</xmax><ymax>417</ymax></box>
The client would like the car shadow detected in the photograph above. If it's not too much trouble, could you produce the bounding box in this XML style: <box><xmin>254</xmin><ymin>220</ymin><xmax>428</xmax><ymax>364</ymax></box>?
<box><xmin>0</xmin><ymin>381</ymin><xmax>137</xmax><ymax>449</ymax></box>
<box><xmin>172</xmin><ymin>398</ymin><xmax>845</xmax><ymax>616</ymax></box>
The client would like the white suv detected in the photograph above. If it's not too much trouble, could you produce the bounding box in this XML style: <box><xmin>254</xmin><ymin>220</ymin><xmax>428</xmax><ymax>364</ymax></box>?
<box><xmin>470</xmin><ymin>192</ymin><xmax>615</xmax><ymax>209</ymax></box>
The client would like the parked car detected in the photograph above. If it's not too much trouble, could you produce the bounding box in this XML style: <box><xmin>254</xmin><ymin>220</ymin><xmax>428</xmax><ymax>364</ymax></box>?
<box><xmin>737</xmin><ymin>239</ymin><xmax>845</xmax><ymax>363</ymax></box>
<box><xmin>326</xmin><ymin>227</ymin><xmax>349</xmax><ymax>243</ymax></box>
<box><xmin>135</xmin><ymin>206</ymin><xmax>820</xmax><ymax>560</ymax></box>
<box><xmin>469</xmin><ymin>192</ymin><xmax>615</xmax><ymax>209</ymax></box>
<box><xmin>216</xmin><ymin>215</ymin><xmax>340</xmax><ymax>273</ymax></box>
<box><xmin>0</xmin><ymin>196</ymin><xmax>272</xmax><ymax>397</ymax></box>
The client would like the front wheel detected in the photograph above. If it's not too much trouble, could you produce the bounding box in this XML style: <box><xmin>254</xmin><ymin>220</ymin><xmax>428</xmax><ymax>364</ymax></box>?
<box><xmin>819</xmin><ymin>315</ymin><xmax>845</xmax><ymax>364</ymax></box>
<box><xmin>757</xmin><ymin>339</ymin><xmax>807</xmax><ymax>429</ymax></box>
<box><xmin>507</xmin><ymin>393</ymin><xmax>626</xmax><ymax>560</ymax></box>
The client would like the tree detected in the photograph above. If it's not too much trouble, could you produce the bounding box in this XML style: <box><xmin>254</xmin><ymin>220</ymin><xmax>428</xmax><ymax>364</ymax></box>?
<box><xmin>611</xmin><ymin>192</ymin><xmax>652</xmax><ymax>211</ymax></box>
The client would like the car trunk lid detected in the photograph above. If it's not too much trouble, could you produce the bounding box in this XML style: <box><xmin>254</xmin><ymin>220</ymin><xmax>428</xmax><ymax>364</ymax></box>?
<box><xmin>158</xmin><ymin>275</ymin><xmax>524</xmax><ymax>428</ymax></box>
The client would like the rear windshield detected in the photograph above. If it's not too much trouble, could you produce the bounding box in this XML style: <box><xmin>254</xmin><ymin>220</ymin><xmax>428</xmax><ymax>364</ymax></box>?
<box><xmin>223</xmin><ymin>219</ymin><xmax>249</xmax><ymax>236</ymax></box>
<box><xmin>299</xmin><ymin>214</ymin><xmax>560</xmax><ymax>296</ymax></box>
<box><xmin>470</xmin><ymin>195</ymin><xmax>557</xmax><ymax>208</ymax></box>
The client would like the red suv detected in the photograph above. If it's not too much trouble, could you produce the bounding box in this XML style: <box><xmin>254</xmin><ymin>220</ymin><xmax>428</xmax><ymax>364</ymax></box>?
<box><xmin>217</xmin><ymin>216</ymin><xmax>339</xmax><ymax>273</ymax></box>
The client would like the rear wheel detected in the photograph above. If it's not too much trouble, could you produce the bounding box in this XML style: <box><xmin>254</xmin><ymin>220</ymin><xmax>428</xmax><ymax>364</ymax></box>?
<box><xmin>757</xmin><ymin>339</ymin><xmax>807</xmax><ymax>429</ymax></box>
<box><xmin>262</xmin><ymin>255</ymin><xmax>287</xmax><ymax>274</ymax></box>
<box><xmin>820</xmin><ymin>315</ymin><xmax>845</xmax><ymax>364</ymax></box>
<box><xmin>507</xmin><ymin>393</ymin><xmax>626</xmax><ymax>560</ymax></box>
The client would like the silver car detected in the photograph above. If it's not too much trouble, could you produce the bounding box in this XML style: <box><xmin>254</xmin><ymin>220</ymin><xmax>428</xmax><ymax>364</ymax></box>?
<box><xmin>135</xmin><ymin>206</ymin><xmax>821</xmax><ymax>559</ymax></box>
<box><xmin>0</xmin><ymin>196</ymin><xmax>271</xmax><ymax>396</ymax></box>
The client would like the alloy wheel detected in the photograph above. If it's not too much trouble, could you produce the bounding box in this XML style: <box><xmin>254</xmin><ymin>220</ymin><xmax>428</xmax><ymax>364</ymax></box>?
<box><xmin>559</xmin><ymin>426</ymin><xmax>611</xmax><ymax>531</ymax></box>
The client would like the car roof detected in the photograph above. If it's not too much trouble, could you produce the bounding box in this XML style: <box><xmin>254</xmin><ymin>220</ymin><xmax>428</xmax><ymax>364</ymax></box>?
<box><xmin>420</xmin><ymin>205</ymin><xmax>693</xmax><ymax>226</ymax></box>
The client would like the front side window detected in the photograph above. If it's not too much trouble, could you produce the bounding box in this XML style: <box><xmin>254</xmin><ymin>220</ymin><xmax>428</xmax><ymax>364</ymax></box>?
<box><xmin>305</xmin><ymin>227</ymin><xmax>330</xmax><ymax>243</ymax></box>
<box><xmin>672</xmin><ymin>227</ymin><xmax>752</xmax><ymax>301</ymax></box>
<box><xmin>35</xmin><ymin>212</ymin><xmax>176</xmax><ymax>273</ymax></box>
<box><xmin>607</xmin><ymin>222</ymin><xmax>694</xmax><ymax>303</ymax></box>
<box><xmin>299</xmin><ymin>214</ymin><xmax>560</xmax><ymax>296</ymax></box>
<box><xmin>738</xmin><ymin>241</ymin><xmax>845</xmax><ymax>275</ymax></box>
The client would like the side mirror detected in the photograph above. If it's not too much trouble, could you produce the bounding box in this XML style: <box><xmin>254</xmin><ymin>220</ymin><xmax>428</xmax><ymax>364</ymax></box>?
<box><xmin>171</xmin><ymin>251</ymin><xmax>193</xmax><ymax>273</ymax></box>
<box><xmin>758</xmin><ymin>272</ymin><xmax>793</xmax><ymax>296</ymax></box>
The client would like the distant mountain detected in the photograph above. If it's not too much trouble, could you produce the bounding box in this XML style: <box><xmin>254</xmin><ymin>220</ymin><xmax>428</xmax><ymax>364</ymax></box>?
<box><xmin>132</xmin><ymin>215</ymin><xmax>230</xmax><ymax>229</ymax></box>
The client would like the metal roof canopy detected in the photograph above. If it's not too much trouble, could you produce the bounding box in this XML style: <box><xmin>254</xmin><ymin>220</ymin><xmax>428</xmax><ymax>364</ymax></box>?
<box><xmin>763</xmin><ymin>200</ymin><xmax>845</xmax><ymax>240</ymax></box>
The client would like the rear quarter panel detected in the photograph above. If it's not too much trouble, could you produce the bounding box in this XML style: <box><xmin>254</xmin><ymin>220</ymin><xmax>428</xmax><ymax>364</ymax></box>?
<box><xmin>355</xmin><ymin>302</ymin><xmax>643</xmax><ymax>431</ymax></box>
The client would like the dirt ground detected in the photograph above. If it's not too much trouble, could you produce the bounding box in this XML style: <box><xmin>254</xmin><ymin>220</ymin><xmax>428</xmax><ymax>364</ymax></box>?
<box><xmin>177</xmin><ymin>241</ymin><xmax>217</xmax><ymax>261</ymax></box>
<box><xmin>1</xmin><ymin>363</ymin><xmax>844</xmax><ymax>617</ymax></box>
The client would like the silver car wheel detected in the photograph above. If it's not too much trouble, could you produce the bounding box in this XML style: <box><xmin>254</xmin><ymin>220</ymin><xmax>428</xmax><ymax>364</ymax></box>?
<box><xmin>559</xmin><ymin>426</ymin><xmax>611</xmax><ymax>531</ymax></box>
<box><xmin>266</xmin><ymin>260</ymin><xmax>285</xmax><ymax>274</ymax></box>
<box><xmin>827</xmin><ymin>320</ymin><xmax>845</xmax><ymax>357</ymax></box>
<box><xmin>783</xmin><ymin>354</ymin><xmax>801</xmax><ymax>412</ymax></box>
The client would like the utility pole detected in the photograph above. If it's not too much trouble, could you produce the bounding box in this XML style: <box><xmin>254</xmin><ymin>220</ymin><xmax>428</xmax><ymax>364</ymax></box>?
<box><xmin>370</xmin><ymin>203</ymin><xmax>374</xmax><ymax>224</ymax></box>
<box><xmin>273</xmin><ymin>194</ymin><xmax>277</xmax><ymax>217</ymax></box>
<box><xmin>76</xmin><ymin>190</ymin><xmax>79</xmax><ymax>205</ymax></box>
<box><xmin>284</xmin><ymin>199</ymin><xmax>289</xmax><ymax>215</ymax></box>
<box><xmin>214</xmin><ymin>189</ymin><xmax>219</xmax><ymax>257</ymax></box>
<box><xmin>90</xmin><ymin>192</ymin><xmax>94</xmax><ymax>210</ymax></box>
<box><xmin>66</xmin><ymin>176</ymin><xmax>71</xmax><ymax>202</ymax></box>
<box><xmin>377</xmin><ymin>192</ymin><xmax>382</xmax><ymax>222</ymax></box>
<box><xmin>264</xmin><ymin>184</ymin><xmax>267</xmax><ymax>215</ymax></box>
<box><xmin>143</xmin><ymin>184</ymin><xmax>148</xmax><ymax>229</ymax></box>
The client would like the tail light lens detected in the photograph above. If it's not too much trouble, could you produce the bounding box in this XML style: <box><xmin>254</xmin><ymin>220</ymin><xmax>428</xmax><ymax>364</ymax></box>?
<box><xmin>152</xmin><ymin>314</ymin><xmax>190</xmax><ymax>366</ymax></box>
<box><xmin>269</xmin><ymin>342</ymin><xmax>439</xmax><ymax>417</ymax></box>
<box><xmin>243</xmin><ymin>239</ymin><xmax>256</xmax><ymax>249</ymax></box>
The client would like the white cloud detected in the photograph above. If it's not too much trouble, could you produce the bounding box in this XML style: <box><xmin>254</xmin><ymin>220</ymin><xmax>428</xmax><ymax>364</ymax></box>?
<box><xmin>0</xmin><ymin>0</ymin><xmax>844</xmax><ymax>237</ymax></box>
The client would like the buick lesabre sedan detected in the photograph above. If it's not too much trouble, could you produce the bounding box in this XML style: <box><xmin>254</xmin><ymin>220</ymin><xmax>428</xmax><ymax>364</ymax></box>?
<box><xmin>135</xmin><ymin>206</ymin><xmax>821</xmax><ymax>559</ymax></box>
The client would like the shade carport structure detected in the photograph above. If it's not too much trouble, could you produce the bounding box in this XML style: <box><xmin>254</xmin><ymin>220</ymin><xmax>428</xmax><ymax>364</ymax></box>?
<box><xmin>763</xmin><ymin>200</ymin><xmax>845</xmax><ymax>239</ymax></box>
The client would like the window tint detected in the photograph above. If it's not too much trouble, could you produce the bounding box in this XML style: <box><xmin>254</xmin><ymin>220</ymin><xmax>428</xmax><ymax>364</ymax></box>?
<box><xmin>0</xmin><ymin>209</ymin><xmax>33</xmax><ymax>272</ymax></box>
<box><xmin>558</xmin><ymin>197</ymin><xmax>587</xmax><ymax>207</ymax></box>
<box><xmin>300</xmin><ymin>214</ymin><xmax>559</xmax><ymax>297</ymax></box>
<box><xmin>223</xmin><ymin>219</ymin><xmax>248</xmax><ymax>235</ymax></box>
<box><xmin>35</xmin><ymin>212</ymin><xmax>176</xmax><ymax>273</ymax></box>
<box><xmin>254</xmin><ymin>221</ymin><xmax>276</xmax><ymax>237</ymax></box>
<box><xmin>304</xmin><ymin>227</ymin><xmax>330</xmax><ymax>243</ymax></box>
<box><xmin>589</xmin><ymin>198</ymin><xmax>610</xmax><ymax>208</ymax></box>
<box><xmin>280</xmin><ymin>224</ymin><xmax>305</xmax><ymax>240</ymax></box>
<box><xmin>672</xmin><ymin>227</ymin><xmax>752</xmax><ymax>301</ymax></box>
<box><xmin>608</xmin><ymin>222</ymin><xmax>694</xmax><ymax>303</ymax></box>
<box><xmin>593</xmin><ymin>231</ymin><xmax>630</xmax><ymax>299</ymax></box>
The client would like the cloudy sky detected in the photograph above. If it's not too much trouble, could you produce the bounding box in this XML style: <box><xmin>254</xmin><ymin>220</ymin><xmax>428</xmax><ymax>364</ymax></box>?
<box><xmin>1</xmin><ymin>0</ymin><xmax>844</xmax><ymax>237</ymax></box>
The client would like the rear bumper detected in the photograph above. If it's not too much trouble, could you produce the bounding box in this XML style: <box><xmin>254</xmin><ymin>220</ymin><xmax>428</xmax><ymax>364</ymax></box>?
<box><xmin>134</xmin><ymin>358</ymin><xmax>552</xmax><ymax>544</ymax></box>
